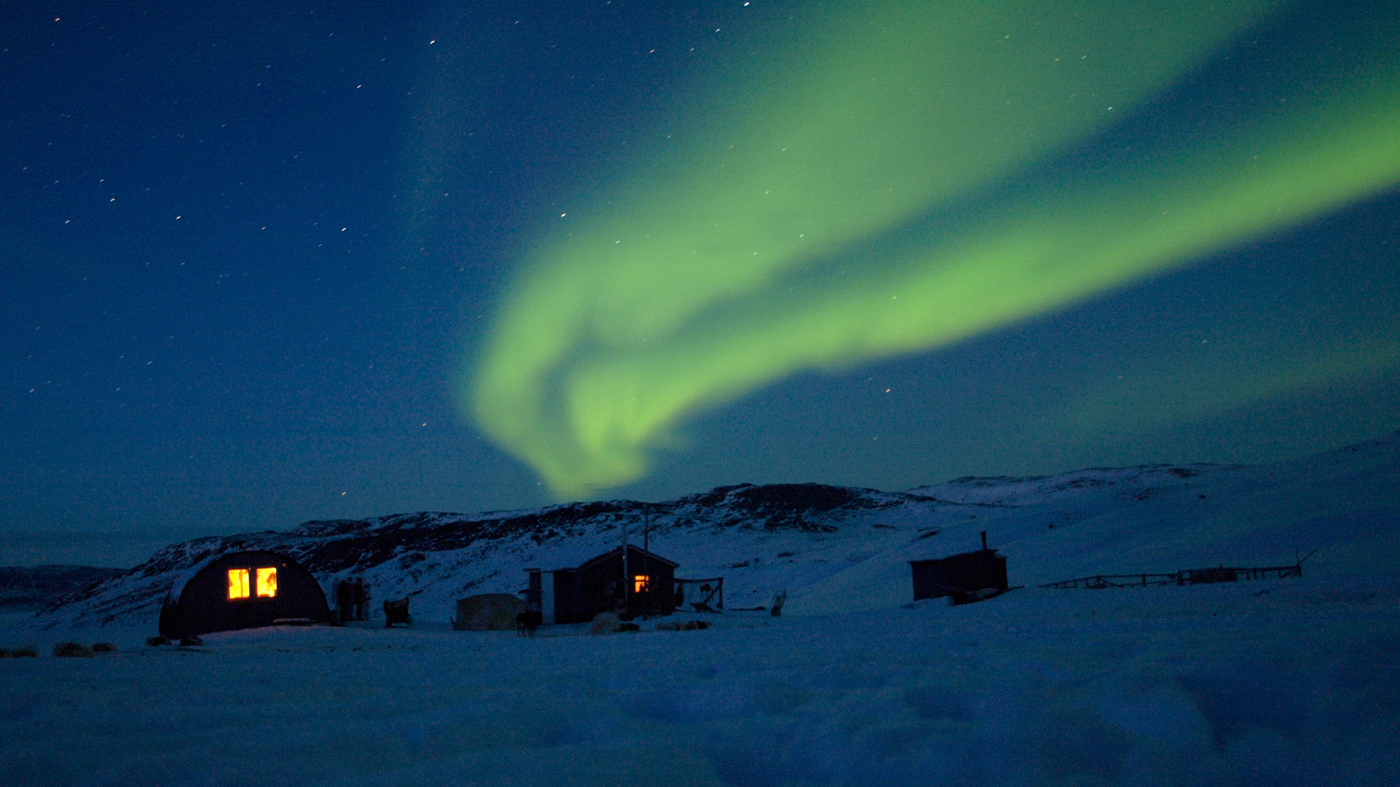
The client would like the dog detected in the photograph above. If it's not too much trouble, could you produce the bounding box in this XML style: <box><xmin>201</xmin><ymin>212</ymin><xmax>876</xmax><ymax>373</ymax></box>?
<box><xmin>515</xmin><ymin>609</ymin><xmax>542</xmax><ymax>636</ymax></box>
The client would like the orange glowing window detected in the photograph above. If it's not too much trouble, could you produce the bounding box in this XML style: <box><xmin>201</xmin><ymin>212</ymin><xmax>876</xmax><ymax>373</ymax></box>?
<box><xmin>256</xmin><ymin>567</ymin><xmax>277</xmax><ymax>598</ymax></box>
<box><xmin>634</xmin><ymin>574</ymin><xmax>650</xmax><ymax>593</ymax></box>
<box><xmin>228</xmin><ymin>569</ymin><xmax>250</xmax><ymax>599</ymax></box>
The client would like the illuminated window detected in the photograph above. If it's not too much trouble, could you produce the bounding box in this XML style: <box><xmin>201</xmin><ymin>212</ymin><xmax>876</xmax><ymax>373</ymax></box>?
<box><xmin>633</xmin><ymin>574</ymin><xmax>650</xmax><ymax>594</ymax></box>
<box><xmin>228</xmin><ymin>569</ymin><xmax>250</xmax><ymax>599</ymax></box>
<box><xmin>256</xmin><ymin>567</ymin><xmax>278</xmax><ymax>598</ymax></box>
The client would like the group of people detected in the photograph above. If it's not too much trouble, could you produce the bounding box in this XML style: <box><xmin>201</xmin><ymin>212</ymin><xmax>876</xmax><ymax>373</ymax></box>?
<box><xmin>334</xmin><ymin>577</ymin><xmax>370</xmax><ymax>623</ymax></box>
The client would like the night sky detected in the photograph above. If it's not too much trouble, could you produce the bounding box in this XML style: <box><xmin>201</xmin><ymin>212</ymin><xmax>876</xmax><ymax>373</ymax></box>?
<box><xmin>4</xmin><ymin>0</ymin><xmax>1398</xmax><ymax>567</ymax></box>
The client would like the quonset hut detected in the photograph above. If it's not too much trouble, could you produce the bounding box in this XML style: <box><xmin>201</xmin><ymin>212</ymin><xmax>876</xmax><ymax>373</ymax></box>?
<box><xmin>908</xmin><ymin>532</ymin><xmax>1008</xmax><ymax>604</ymax></box>
<box><xmin>159</xmin><ymin>550</ymin><xmax>332</xmax><ymax>638</ymax></box>
<box><xmin>526</xmin><ymin>545</ymin><xmax>678</xmax><ymax>624</ymax></box>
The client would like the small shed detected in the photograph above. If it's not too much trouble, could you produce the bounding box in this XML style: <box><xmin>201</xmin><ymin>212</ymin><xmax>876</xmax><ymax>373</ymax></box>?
<box><xmin>909</xmin><ymin>532</ymin><xmax>1008</xmax><ymax>604</ymax></box>
<box><xmin>159</xmin><ymin>550</ymin><xmax>332</xmax><ymax>638</ymax></box>
<box><xmin>452</xmin><ymin>593</ymin><xmax>525</xmax><ymax>631</ymax></box>
<box><xmin>526</xmin><ymin>545</ymin><xmax>679</xmax><ymax>624</ymax></box>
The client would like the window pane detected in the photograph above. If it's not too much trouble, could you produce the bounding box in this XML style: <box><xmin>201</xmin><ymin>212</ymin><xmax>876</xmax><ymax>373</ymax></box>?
<box><xmin>228</xmin><ymin>569</ymin><xmax>250</xmax><ymax>599</ymax></box>
<box><xmin>634</xmin><ymin>574</ymin><xmax>650</xmax><ymax>594</ymax></box>
<box><xmin>256</xmin><ymin>567</ymin><xmax>277</xmax><ymax>598</ymax></box>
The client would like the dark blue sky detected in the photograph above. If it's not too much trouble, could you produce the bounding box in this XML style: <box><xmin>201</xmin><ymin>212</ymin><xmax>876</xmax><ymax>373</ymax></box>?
<box><xmin>4</xmin><ymin>0</ymin><xmax>1398</xmax><ymax>567</ymax></box>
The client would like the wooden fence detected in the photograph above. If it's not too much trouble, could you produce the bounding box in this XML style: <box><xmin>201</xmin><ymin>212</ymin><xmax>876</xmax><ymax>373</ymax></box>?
<box><xmin>1042</xmin><ymin>552</ymin><xmax>1313</xmax><ymax>590</ymax></box>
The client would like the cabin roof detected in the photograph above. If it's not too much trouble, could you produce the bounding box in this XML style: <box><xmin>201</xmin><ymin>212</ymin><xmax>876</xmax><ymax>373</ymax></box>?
<box><xmin>165</xmin><ymin>549</ymin><xmax>305</xmax><ymax>603</ymax></box>
<box><xmin>908</xmin><ymin>547</ymin><xmax>1004</xmax><ymax>566</ymax></box>
<box><xmin>577</xmin><ymin>544</ymin><xmax>678</xmax><ymax>571</ymax></box>
<box><xmin>526</xmin><ymin>544</ymin><xmax>679</xmax><ymax>573</ymax></box>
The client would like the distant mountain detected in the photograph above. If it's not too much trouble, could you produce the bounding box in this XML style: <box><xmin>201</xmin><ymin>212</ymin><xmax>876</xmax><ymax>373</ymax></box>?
<box><xmin>0</xmin><ymin>565</ymin><xmax>127</xmax><ymax>611</ymax></box>
<box><xmin>28</xmin><ymin>432</ymin><xmax>1400</xmax><ymax>630</ymax></box>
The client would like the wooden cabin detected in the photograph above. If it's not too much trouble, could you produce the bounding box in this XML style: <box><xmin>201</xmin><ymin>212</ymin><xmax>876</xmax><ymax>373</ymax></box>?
<box><xmin>526</xmin><ymin>545</ymin><xmax>678</xmax><ymax>624</ymax></box>
<box><xmin>908</xmin><ymin>532</ymin><xmax>1008</xmax><ymax>604</ymax></box>
<box><xmin>159</xmin><ymin>550</ymin><xmax>332</xmax><ymax>638</ymax></box>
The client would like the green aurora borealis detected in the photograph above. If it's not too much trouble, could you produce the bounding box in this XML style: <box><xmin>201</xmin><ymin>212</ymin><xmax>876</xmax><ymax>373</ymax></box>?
<box><xmin>461</xmin><ymin>0</ymin><xmax>1400</xmax><ymax>498</ymax></box>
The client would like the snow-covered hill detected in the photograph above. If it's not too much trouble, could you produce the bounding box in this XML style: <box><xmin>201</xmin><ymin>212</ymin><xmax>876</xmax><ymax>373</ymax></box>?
<box><xmin>28</xmin><ymin>433</ymin><xmax>1400</xmax><ymax>630</ymax></box>
<box><xmin>0</xmin><ymin>566</ymin><xmax>125</xmax><ymax>611</ymax></box>
<box><xmin>4</xmin><ymin>435</ymin><xmax>1398</xmax><ymax>787</ymax></box>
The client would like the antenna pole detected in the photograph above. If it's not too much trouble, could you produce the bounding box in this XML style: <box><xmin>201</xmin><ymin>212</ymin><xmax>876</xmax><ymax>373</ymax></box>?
<box><xmin>643</xmin><ymin>511</ymin><xmax>651</xmax><ymax>616</ymax></box>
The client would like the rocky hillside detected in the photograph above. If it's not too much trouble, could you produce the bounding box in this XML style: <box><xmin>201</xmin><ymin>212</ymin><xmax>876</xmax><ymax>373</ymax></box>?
<box><xmin>26</xmin><ymin>432</ymin><xmax>1400</xmax><ymax>630</ymax></box>
<box><xmin>0</xmin><ymin>565</ymin><xmax>126</xmax><ymax>610</ymax></box>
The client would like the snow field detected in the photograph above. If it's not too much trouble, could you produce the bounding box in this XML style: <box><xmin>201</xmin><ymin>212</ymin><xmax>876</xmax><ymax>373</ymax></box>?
<box><xmin>3</xmin><ymin>576</ymin><xmax>1396</xmax><ymax>787</ymax></box>
<box><xmin>7</xmin><ymin>436</ymin><xmax>1397</xmax><ymax>784</ymax></box>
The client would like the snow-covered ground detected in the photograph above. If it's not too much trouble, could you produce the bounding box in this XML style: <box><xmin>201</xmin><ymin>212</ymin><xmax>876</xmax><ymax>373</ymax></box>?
<box><xmin>3</xmin><ymin>435</ymin><xmax>1398</xmax><ymax>786</ymax></box>
<box><xmin>3</xmin><ymin>580</ymin><xmax>1396</xmax><ymax>786</ymax></box>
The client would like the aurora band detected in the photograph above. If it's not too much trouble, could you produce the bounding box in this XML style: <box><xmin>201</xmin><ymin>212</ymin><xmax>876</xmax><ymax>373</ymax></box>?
<box><xmin>463</xmin><ymin>0</ymin><xmax>1400</xmax><ymax>497</ymax></box>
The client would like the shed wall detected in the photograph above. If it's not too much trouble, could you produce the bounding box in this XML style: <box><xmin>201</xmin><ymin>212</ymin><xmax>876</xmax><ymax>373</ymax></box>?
<box><xmin>909</xmin><ymin>550</ymin><xmax>1008</xmax><ymax>601</ymax></box>
<box><xmin>527</xmin><ymin>546</ymin><xmax>680</xmax><ymax>624</ymax></box>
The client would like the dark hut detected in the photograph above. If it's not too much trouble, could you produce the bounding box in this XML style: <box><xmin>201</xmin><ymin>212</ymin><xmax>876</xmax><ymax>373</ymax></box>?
<box><xmin>526</xmin><ymin>545</ymin><xmax>678</xmax><ymax>624</ymax></box>
<box><xmin>158</xmin><ymin>550</ymin><xmax>332</xmax><ymax>638</ymax></box>
<box><xmin>452</xmin><ymin>593</ymin><xmax>524</xmax><ymax>631</ymax></box>
<box><xmin>908</xmin><ymin>532</ymin><xmax>1008</xmax><ymax>604</ymax></box>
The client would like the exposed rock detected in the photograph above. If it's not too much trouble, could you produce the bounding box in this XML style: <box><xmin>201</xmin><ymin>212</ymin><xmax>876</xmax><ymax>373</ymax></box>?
<box><xmin>0</xmin><ymin>565</ymin><xmax>126</xmax><ymax>610</ymax></box>
<box><xmin>770</xmin><ymin>589</ymin><xmax>787</xmax><ymax>617</ymax></box>
<box><xmin>655</xmin><ymin>620</ymin><xmax>710</xmax><ymax>631</ymax></box>
<box><xmin>53</xmin><ymin>642</ymin><xmax>94</xmax><ymax>658</ymax></box>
